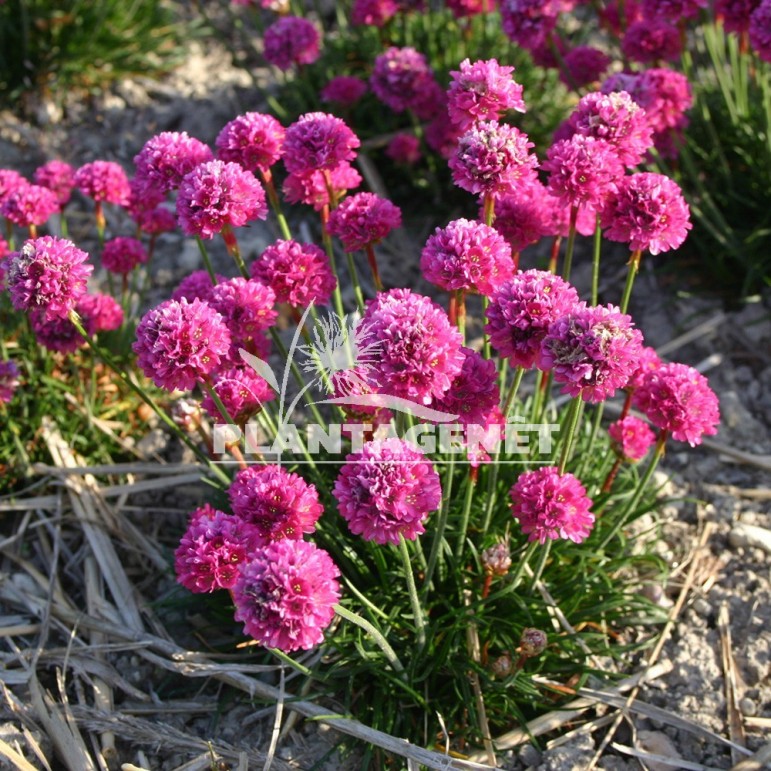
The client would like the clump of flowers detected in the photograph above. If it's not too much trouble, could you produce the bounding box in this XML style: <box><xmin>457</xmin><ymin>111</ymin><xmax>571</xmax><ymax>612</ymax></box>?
<box><xmin>501</xmin><ymin>0</ymin><xmax>560</xmax><ymax>49</ymax></box>
<box><xmin>561</xmin><ymin>46</ymin><xmax>611</xmax><ymax>88</ymax></box>
<box><xmin>370</xmin><ymin>47</ymin><xmax>441</xmax><ymax>116</ymax></box>
<box><xmin>134</xmin><ymin>132</ymin><xmax>214</xmax><ymax>196</ymax></box>
<box><xmin>608</xmin><ymin>416</ymin><xmax>656</xmax><ymax>461</ymax></box>
<box><xmin>386</xmin><ymin>133</ymin><xmax>421</xmax><ymax>165</ymax></box>
<box><xmin>101</xmin><ymin>237</ymin><xmax>148</xmax><ymax>275</ymax></box>
<box><xmin>321</xmin><ymin>76</ymin><xmax>368</xmax><ymax>107</ymax></box>
<box><xmin>263</xmin><ymin>16</ymin><xmax>321</xmax><ymax>71</ymax></box>
<box><xmin>34</xmin><ymin>160</ymin><xmax>76</xmax><ymax>206</ymax></box>
<box><xmin>326</xmin><ymin>192</ymin><xmax>402</xmax><ymax>252</ymax></box>
<box><xmin>215</xmin><ymin>113</ymin><xmax>286</xmax><ymax>175</ymax></box>
<box><xmin>0</xmin><ymin>184</ymin><xmax>60</xmax><ymax>231</ymax></box>
<box><xmin>282</xmin><ymin>113</ymin><xmax>360</xmax><ymax>175</ymax></box>
<box><xmin>333</xmin><ymin>438</ymin><xmax>442</xmax><ymax>544</ymax></box>
<box><xmin>622</xmin><ymin>19</ymin><xmax>683</xmax><ymax>63</ymax></box>
<box><xmin>510</xmin><ymin>467</ymin><xmax>595</xmax><ymax>544</ymax></box>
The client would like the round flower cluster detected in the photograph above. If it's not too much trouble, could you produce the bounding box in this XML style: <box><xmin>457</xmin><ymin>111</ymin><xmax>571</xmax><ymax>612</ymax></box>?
<box><xmin>500</xmin><ymin>0</ymin><xmax>560</xmax><ymax>49</ymax></box>
<box><xmin>282</xmin><ymin>162</ymin><xmax>362</xmax><ymax>210</ymax></box>
<box><xmin>561</xmin><ymin>46</ymin><xmax>611</xmax><ymax>88</ymax></box>
<box><xmin>263</xmin><ymin>16</ymin><xmax>320</xmax><ymax>70</ymax></box>
<box><xmin>282</xmin><ymin>112</ymin><xmax>360</xmax><ymax>175</ymax></box>
<box><xmin>716</xmin><ymin>0</ymin><xmax>759</xmax><ymax>33</ymax></box>
<box><xmin>352</xmin><ymin>0</ymin><xmax>399</xmax><ymax>26</ymax></box>
<box><xmin>626</xmin><ymin>345</ymin><xmax>662</xmax><ymax>391</ymax></box>
<box><xmin>447</xmin><ymin>0</ymin><xmax>491</xmax><ymax>16</ymax></box>
<box><xmin>370</xmin><ymin>46</ymin><xmax>441</xmax><ymax>116</ymax></box>
<box><xmin>200</xmin><ymin>365</ymin><xmax>275</xmax><ymax>424</ymax></box>
<box><xmin>538</xmin><ymin>303</ymin><xmax>644</xmax><ymax>403</ymax></box>
<box><xmin>490</xmin><ymin>179</ymin><xmax>554</xmax><ymax>252</ymax></box>
<box><xmin>447</xmin><ymin>58</ymin><xmax>526</xmax><ymax>131</ymax></box>
<box><xmin>215</xmin><ymin>112</ymin><xmax>285</xmax><ymax>175</ymax></box>
<box><xmin>133</xmin><ymin>206</ymin><xmax>177</xmax><ymax>235</ymax></box>
<box><xmin>750</xmin><ymin>0</ymin><xmax>771</xmax><ymax>61</ymax></box>
<box><xmin>134</xmin><ymin>131</ymin><xmax>214</xmax><ymax>196</ymax></box>
<box><xmin>176</xmin><ymin>160</ymin><xmax>267</xmax><ymax>239</ymax></box>
<box><xmin>622</xmin><ymin>19</ymin><xmax>682</xmax><ymax>63</ymax></box>
<box><xmin>0</xmin><ymin>169</ymin><xmax>28</xmax><ymax>205</ymax></box>
<box><xmin>641</xmin><ymin>0</ymin><xmax>707</xmax><ymax>21</ymax></box>
<box><xmin>510</xmin><ymin>467</ymin><xmax>595</xmax><ymax>544</ymax></box>
<box><xmin>360</xmin><ymin>288</ymin><xmax>464</xmax><ymax>404</ymax></box>
<box><xmin>77</xmin><ymin>292</ymin><xmax>124</xmax><ymax>333</ymax></box>
<box><xmin>171</xmin><ymin>270</ymin><xmax>223</xmax><ymax>303</ymax></box>
<box><xmin>608</xmin><ymin>416</ymin><xmax>656</xmax><ymax>461</ymax></box>
<box><xmin>326</xmin><ymin>192</ymin><xmax>402</xmax><ymax>252</ymax></box>
<box><xmin>321</xmin><ymin>75</ymin><xmax>369</xmax><ymax>106</ymax></box>
<box><xmin>420</xmin><ymin>217</ymin><xmax>514</xmax><ymax>295</ymax></box>
<box><xmin>29</xmin><ymin>311</ymin><xmax>86</xmax><ymax>354</ymax></box>
<box><xmin>73</xmin><ymin>161</ymin><xmax>131</xmax><ymax>205</ymax></box>
<box><xmin>101</xmin><ymin>236</ymin><xmax>148</xmax><ymax>275</ymax></box>
<box><xmin>0</xmin><ymin>184</ymin><xmax>60</xmax><ymax>228</ymax></box>
<box><xmin>333</xmin><ymin>438</ymin><xmax>442</xmax><ymax>544</ymax></box>
<box><xmin>34</xmin><ymin>160</ymin><xmax>75</xmax><ymax>206</ymax></box>
<box><xmin>386</xmin><ymin>133</ymin><xmax>421</xmax><ymax>165</ymax></box>
<box><xmin>133</xmin><ymin>298</ymin><xmax>231</xmax><ymax>392</ymax></box>
<box><xmin>251</xmin><ymin>239</ymin><xmax>336</xmax><ymax>307</ymax></box>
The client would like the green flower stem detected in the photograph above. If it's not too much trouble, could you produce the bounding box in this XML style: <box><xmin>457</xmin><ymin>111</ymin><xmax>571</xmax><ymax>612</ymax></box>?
<box><xmin>620</xmin><ymin>249</ymin><xmax>643</xmax><ymax>314</ymax></box>
<box><xmin>222</xmin><ymin>226</ymin><xmax>249</xmax><ymax>278</ymax></box>
<box><xmin>527</xmin><ymin>540</ymin><xmax>552</xmax><ymax>594</ymax></box>
<box><xmin>201</xmin><ymin>380</ymin><xmax>235</xmax><ymax>425</ymax></box>
<box><xmin>502</xmin><ymin>366</ymin><xmax>525</xmax><ymax>418</ymax></box>
<box><xmin>455</xmin><ymin>471</ymin><xmax>477</xmax><ymax>560</ymax></box>
<box><xmin>423</xmin><ymin>454</ymin><xmax>454</xmax><ymax>594</ymax></box>
<box><xmin>261</xmin><ymin>171</ymin><xmax>292</xmax><ymax>241</ymax></box>
<box><xmin>575</xmin><ymin>402</ymin><xmax>605</xmax><ymax>478</ymax></box>
<box><xmin>68</xmin><ymin>312</ymin><xmax>229</xmax><ymax>485</ymax></box>
<box><xmin>557</xmin><ymin>397</ymin><xmax>583</xmax><ymax>475</ymax></box>
<box><xmin>320</xmin><ymin>219</ymin><xmax>346</xmax><ymax>321</ymax></box>
<box><xmin>195</xmin><ymin>236</ymin><xmax>218</xmax><ymax>284</ymax></box>
<box><xmin>481</xmin><ymin>295</ymin><xmax>491</xmax><ymax>360</ymax></box>
<box><xmin>507</xmin><ymin>540</ymin><xmax>538</xmax><ymax>592</ymax></box>
<box><xmin>334</xmin><ymin>604</ymin><xmax>406</xmax><ymax>677</ymax></box>
<box><xmin>562</xmin><ymin>205</ymin><xmax>579</xmax><ymax>282</ymax></box>
<box><xmin>344</xmin><ymin>250</ymin><xmax>365</xmax><ymax>313</ymax></box>
<box><xmin>591</xmin><ymin>214</ymin><xmax>602</xmax><ymax>306</ymax></box>
<box><xmin>398</xmin><ymin>534</ymin><xmax>427</xmax><ymax>650</ymax></box>
<box><xmin>598</xmin><ymin>430</ymin><xmax>667</xmax><ymax>550</ymax></box>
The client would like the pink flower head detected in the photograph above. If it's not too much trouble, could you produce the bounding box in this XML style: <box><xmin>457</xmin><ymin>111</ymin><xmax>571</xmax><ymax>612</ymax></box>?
<box><xmin>216</xmin><ymin>112</ymin><xmax>285</xmax><ymax>175</ymax></box>
<box><xmin>77</xmin><ymin>292</ymin><xmax>124</xmax><ymax>332</ymax></box>
<box><xmin>29</xmin><ymin>311</ymin><xmax>86</xmax><ymax>354</ymax></box>
<box><xmin>134</xmin><ymin>205</ymin><xmax>177</xmax><ymax>235</ymax></box>
<box><xmin>73</xmin><ymin>161</ymin><xmax>130</xmax><ymax>205</ymax></box>
<box><xmin>564</xmin><ymin>90</ymin><xmax>654</xmax><ymax>168</ymax></box>
<box><xmin>233</xmin><ymin>539</ymin><xmax>340</xmax><ymax>652</ymax></box>
<box><xmin>176</xmin><ymin>160</ymin><xmax>267</xmax><ymax>239</ymax></box>
<box><xmin>599</xmin><ymin>0</ymin><xmax>643</xmax><ymax>32</ymax></box>
<box><xmin>251</xmin><ymin>239</ymin><xmax>336</xmax><ymax>307</ymax></box>
<box><xmin>538</xmin><ymin>302</ymin><xmax>644</xmax><ymax>403</ymax></box>
<box><xmin>0</xmin><ymin>169</ymin><xmax>28</xmax><ymax>206</ymax></box>
<box><xmin>321</xmin><ymin>77</ymin><xmax>368</xmax><ymax>111</ymax></box>
<box><xmin>633</xmin><ymin>362</ymin><xmax>720</xmax><ymax>445</ymax></box>
<box><xmin>421</xmin><ymin>217</ymin><xmax>514</xmax><ymax>295</ymax></box>
<box><xmin>283</xmin><ymin>112</ymin><xmax>360</xmax><ymax>175</ymax></box>
<box><xmin>716</xmin><ymin>0</ymin><xmax>761</xmax><ymax>33</ymax></box>
<box><xmin>608</xmin><ymin>415</ymin><xmax>656</xmax><ymax>461</ymax></box>
<box><xmin>600</xmin><ymin>172</ymin><xmax>691</xmax><ymax>255</ymax></box>
<box><xmin>326</xmin><ymin>192</ymin><xmax>402</xmax><ymax>252</ymax></box>
<box><xmin>360</xmin><ymin>288</ymin><xmax>464</xmax><ymax>404</ymax></box>
<box><xmin>501</xmin><ymin>0</ymin><xmax>560</xmax><ymax>49</ymax></box>
<box><xmin>282</xmin><ymin>162</ymin><xmax>362</xmax><ymax>210</ymax></box>
<box><xmin>133</xmin><ymin>298</ymin><xmax>232</xmax><ymax>392</ymax></box>
<box><xmin>561</xmin><ymin>46</ymin><xmax>611</xmax><ymax>88</ymax></box>
<box><xmin>6</xmin><ymin>236</ymin><xmax>92</xmax><ymax>321</ymax></box>
<box><xmin>34</xmin><ymin>160</ymin><xmax>76</xmax><ymax>206</ymax></box>
<box><xmin>134</xmin><ymin>132</ymin><xmax>213</xmax><ymax>196</ymax></box>
<box><xmin>333</xmin><ymin>438</ymin><xmax>441</xmax><ymax>544</ymax></box>
<box><xmin>447</xmin><ymin>58</ymin><xmax>526</xmax><ymax>132</ymax></box>
<box><xmin>208</xmin><ymin>277</ymin><xmax>277</xmax><ymax>359</ymax></box>
<box><xmin>229</xmin><ymin>465</ymin><xmax>324</xmax><ymax>540</ymax></box>
<box><xmin>0</xmin><ymin>360</ymin><xmax>20</xmax><ymax>403</ymax></box>
<box><xmin>542</xmin><ymin>191</ymin><xmax>601</xmax><ymax>238</ymax></box>
<box><xmin>171</xmin><ymin>270</ymin><xmax>225</xmax><ymax>303</ymax></box>
<box><xmin>641</xmin><ymin>0</ymin><xmax>707</xmax><ymax>21</ymax></box>
<box><xmin>446</xmin><ymin>0</ymin><xmax>494</xmax><ymax>16</ymax></box>
<box><xmin>370</xmin><ymin>47</ymin><xmax>439</xmax><ymax>114</ymax></box>
<box><xmin>175</xmin><ymin>508</ymin><xmax>263</xmax><ymax>593</ymax></box>
<box><xmin>510</xmin><ymin>467</ymin><xmax>595</xmax><ymax>544</ymax></box>
<box><xmin>352</xmin><ymin>0</ymin><xmax>399</xmax><ymax>26</ymax></box>
<box><xmin>332</xmin><ymin>366</ymin><xmax>394</xmax><ymax>430</ymax></box>
<box><xmin>449</xmin><ymin>120</ymin><xmax>539</xmax><ymax>199</ymax></box>
<box><xmin>485</xmin><ymin>270</ymin><xmax>580</xmax><ymax>368</ymax></box>
<box><xmin>386</xmin><ymin>133</ymin><xmax>421</xmax><ymax>165</ymax></box>
<box><xmin>101</xmin><ymin>236</ymin><xmax>148</xmax><ymax>275</ymax></box>
<box><xmin>627</xmin><ymin>345</ymin><xmax>662</xmax><ymax>390</ymax></box>
<box><xmin>0</xmin><ymin>184</ymin><xmax>60</xmax><ymax>227</ymax></box>
<box><xmin>622</xmin><ymin>19</ymin><xmax>683</xmax><ymax>63</ymax></box>
<box><xmin>750</xmin><ymin>0</ymin><xmax>771</xmax><ymax>61</ymax></box>
<box><xmin>431</xmin><ymin>347</ymin><xmax>500</xmax><ymax>426</ymax></box>
<box><xmin>263</xmin><ymin>16</ymin><xmax>321</xmax><ymax>70</ymax></box>
<box><xmin>426</xmin><ymin>109</ymin><xmax>465</xmax><ymax>159</ymax></box>
<box><xmin>201</xmin><ymin>365</ymin><xmax>275</xmax><ymax>424</ymax></box>
<box><xmin>543</xmin><ymin>135</ymin><xmax>624</xmax><ymax>210</ymax></box>
<box><xmin>489</xmin><ymin>178</ymin><xmax>554</xmax><ymax>252</ymax></box>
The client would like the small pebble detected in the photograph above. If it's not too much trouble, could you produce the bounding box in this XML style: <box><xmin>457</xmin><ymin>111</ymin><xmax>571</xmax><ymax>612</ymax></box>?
<box><xmin>692</xmin><ymin>598</ymin><xmax>712</xmax><ymax>617</ymax></box>
<box><xmin>739</xmin><ymin>697</ymin><xmax>757</xmax><ymax>716</ymax></box>
<box><xmin>518</xmin><ymin>743</ymin><xmax>541</xmax><ymax>766</ymax></box>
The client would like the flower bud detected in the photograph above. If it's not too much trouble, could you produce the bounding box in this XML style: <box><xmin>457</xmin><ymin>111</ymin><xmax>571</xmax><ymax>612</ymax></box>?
<box><xmin>481</xmin><ymin>542</ymin><xmax>512</xmax><ymax>576</ymax></box>
<box><xmin>519</xmin><ymin>627</ymin><xmax>547</xmax><ymax>658</ymax></box>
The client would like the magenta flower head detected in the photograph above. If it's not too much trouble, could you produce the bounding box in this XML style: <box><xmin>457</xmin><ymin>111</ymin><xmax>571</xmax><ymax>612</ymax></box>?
<box><xmin>29</xmin><ymin>311</ymin><xmax>86</xmax><ymax>354</ymax></box>
<box><xmin>426</xmin><ymin>109</ymin><xmax>465</xmax><ymax>159</ymax></box>
<box><xmin>201</xmin><ymin>365</ymin><xmax>275</xmax><ymax>424</ymax></box>
<box><xmin>0</xmin><ymin>169</ymin><xmax>28</xmax><ymax>206</ymax></box>
<box><xmin>134</xmin><ymin>205</ymin><xmax>177</xmax><ymax>235</ymax></box>
<box><xmin>370</xmin><ymin>46</ymin><xmax>438</xmax><ymax>114</ymax></box>
<box><xmin>133</xmin><ymin>298</ymin><xmax>231</xmax><ymax>392</ymax></box>
<box><xmin>622</xmin><ymin>19</ymin><xmax>683</xmax><ymax>63</ymax></box>
<box><xmin>283</xmin><ymin>112</ymin><xmax>360</xmax><ymax>175</ymax></box>
<box><xmin>449</xmin><ymin>120</ymin><xmax>539</xmax><ymax>199</ymax></box>
<box><xmin>216</xmin><ymin>112</ymin><xmax>285</xmax><ymax>176</ymax></box>
<box><xmin>490</xmin><ymin>178</ymin><xmax>554</xmax><ymax>252</ymax></box>
<box><xmin>608</xmin><ymin>415</ymin><xmax>656</xmax><ymax>461</ymax></box>
<box><xmin>421</xmin><ymin>217</ymin><xmax>514</xmax><ymax>295</ymax></box>
<box><xmin>0</xmin><ymin>360</ymin><xmax>20</xmax><ymax>403</ymax></box>
<box><xmin>326</xmin><ymin>192</ymin><xmax>402</xmax><ymax>252</ymax></box>
<box><xmin>431</xmin><ymin>347</ymin><xmax>500</xmax><ymax>426</ymax></box>
<box><xmin>717</xmin><ymin>0</ymin><xmax>761</xmax><ymax>33</ymax></box>
<box><xmin>251</xmin><ymin>239</ymin><xmax>336</xmax><ymax>307</ymax></box>
<box><xmin>641</xmin><ymin>0</ymin><xmax>707</xmax><ymax>21</ymax></box>
<box><xmin>510</xmin><ymin>467</ymin><xmax>594</xmax><ymax>544</ymax></box>
<box><xmin>229</xmin><ymin>465</ymin><xmax>323</xmax><ymax>541</ymax></box>
<box><xmin>633</xmin><ymin>362</ymin><xmax>720</xmax><ymax>446</ymax></box>
<box><xmin>101</xmin><ymin>236</ymin><xmax>148</xmax><ymax>275</ymax></box>
<box><xmin>543</xmin><ymin>191</ymin><xmax>599</xmax><ymax>237</ymax></box>
<box><xmin>750</xmin><ymin>0</ymin><xmax>771</xmax><ymax>61</ymax></box>
<box><xmin>171</xmin><ymin>270</ymin><xmax>225</xmax><ymax>303</ymax></box>
<box><xmin>447</xmin><ymin>0</ymin><xmax>493</xmax><ymax>16</ymax></box>
<box><xmin>447</xmin><ymin>58</ymin><xmax>526</xmax><ymax>131</ymax></box>
<box><xmin>233</xmin><ymin>539</ymin><xmax>340</xmax><ymax>652</ymax></box>
<box><xmin>561</xmin><ymin>46</ymin><xmax>611</xmax><ymax>88</ymax></box>
<box><xmin>352</xmin><ymin>0</ymin><xmax>399</xmax><ymax>26</ymax></box>
<box><xmin>543</xmin><ymin>135</ymin><xmax>624</xmax><ymax>210</ymax></box>
<box><xmin>0</xmin><ymin>184</ymin><xmax>60</xmax><ymax>228</ymax></box>
<box><xmin>73</xmin><ymin>161</ymin><xmax>130</xmax><ymax>205</ymax></box>
<box><xmin>321</xmin><ymin>75</ymin><xmax>368</xmax><ymax>106</ymax></box>
<box><xmin>134</xmin><ymin>131</ymin><xmax>213</xmax><ymax>196</ymax></box>
<box><xmin>263</xmin><ymin>16</ymin><xmax>321</xmax><ymax>70</ymax></box>
<box><xmin>34</xmin><ymin>160</ymin><xmax>76</xmax><ymax>206</ymax></box>
<box><xmin>486</xmin><ymin>270</ymin><xmax>580</xmax><ymax>368</ymax></box>
<box><xmin>77</xmin><ymin>292</ymin><xmax>124</xmax><ymax>332</ymax></box>
<box><xmin>360</xmin><ymin>288</ymin><xmax>464</xmax><ymax>404</ymax></box>
<box><xmin>601</xmin><ymin>172</ymin><xmax>691</xmax><ymax>255</ymax></box>
<box><xmin>501</xmin><ymin>0</ymin><xmax>560</xmax><ymax>49</ymax></box>
<box><xmin>6</xmin><ymin>236</ymin><xmax>92</xmax><ymax>321</ymax></box>
<box><xmin>386</xmin><ymin>133</ymin><xmax>421</xmax><ymax>165</ymax></box>
<box><xmin>175</xmin><ymin>508</ymin><xmax>263</xmax><ymax>593</ymax></box>
<box><xmin>208</xmin><ymin>277</ymin><xmax>277</xmax><ymax>357</ymax></box>
<box><xmin>539</xmin><ymin>303</ymin><xmax>644</xmax><ymax>403</ymax></box>
<box><xmin>627</xmin><ymin>345</ymin><xmax>662</xmax><ymax>390</ymax></box>
<box><xmin>564</xmin><ymin>90</ymin><xmax>654</xmax><ymax>168</ymax></box>
<box><xmin>333</xmin><ymin>438</ymin><xmax>442</xmax><ymax>544</ymax></box>
<box><xmin>176</xmin><ymin>160</ymin><xmax>267</xmax><ymax>239</ymax></box>
<box><xmin>282</xmin><ymin>162</ymin><xmax>362</xmax><ymax>210</ymax></box>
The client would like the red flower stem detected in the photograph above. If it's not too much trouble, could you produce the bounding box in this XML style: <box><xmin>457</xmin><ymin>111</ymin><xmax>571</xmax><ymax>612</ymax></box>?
<box><xmin>591</xmin><ymin>213</ymin><xmax>602</xmax><ymax>305</ymax></box>
<box><xmin>620</xmin><ymin>390</ymin><xmax>634</xmax><ymax>420</ymax></box>
<box><xmin>28</xmin><ymin>224</ymin><xmax>37</xmax><ymax>239</ymax></box>
<box><xmin>562</xmin><ymin>205</ymin><xmax>579</xmax><ymax>282</ymax></box>
<box><xmin>481</xmin><ymin>573</ymin><xmax>493</xmax><ymax>601</ymax></box>
<box><xmin>364</xmin><ymin>243</ymin><xmax>384</xmax><ymax>291</ymax></box>
<box><xmin>483</xmin><ymin>193</ymin><xmax>495</xmax><ymax>227</ymax></box>
<box><xmin>448</xmin><ymin>291</ymin><xmax>458</xmax><ymax>327</ymax></box>
<box><xmin>620</xmin><ymin>248</ymin><xmax>643</xmax><ymax>314</ymax></box>
<box><xmin>222</xmin><ymin>225</ymin><xmax>249</xmax><ymax>278</ymax></box>
<box><xmin>512</xmin><ymin>250</ymin><xmax>520</xmax><ymax>273</ymax></box>
<box><xmin>344</xmin><ymin>250</ymin><xmax>365</xmax><ymax>313</ymax></box>
<box><xmin>95</xmin><ymin>202</ymin><xmax>106</xmax><ymax>245</ymax></box>
<box><xmin>320</xmin><ymin>206</ymin><xmax>346</xmax><ymax>320</ymax></box>
<box><xmin>457</xmin><ymin>289</ymin><xmax>467</xmax><ymax>341</ymax></box>
<box><xmin>548</xmin><ymin>236</ymin><xmax>562</xmax><ymax>274</ymax></box>
<box><xmin>601</xmin><ymin>456</ymin><xmax>623</xmax><ymax>494</ymax></box>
